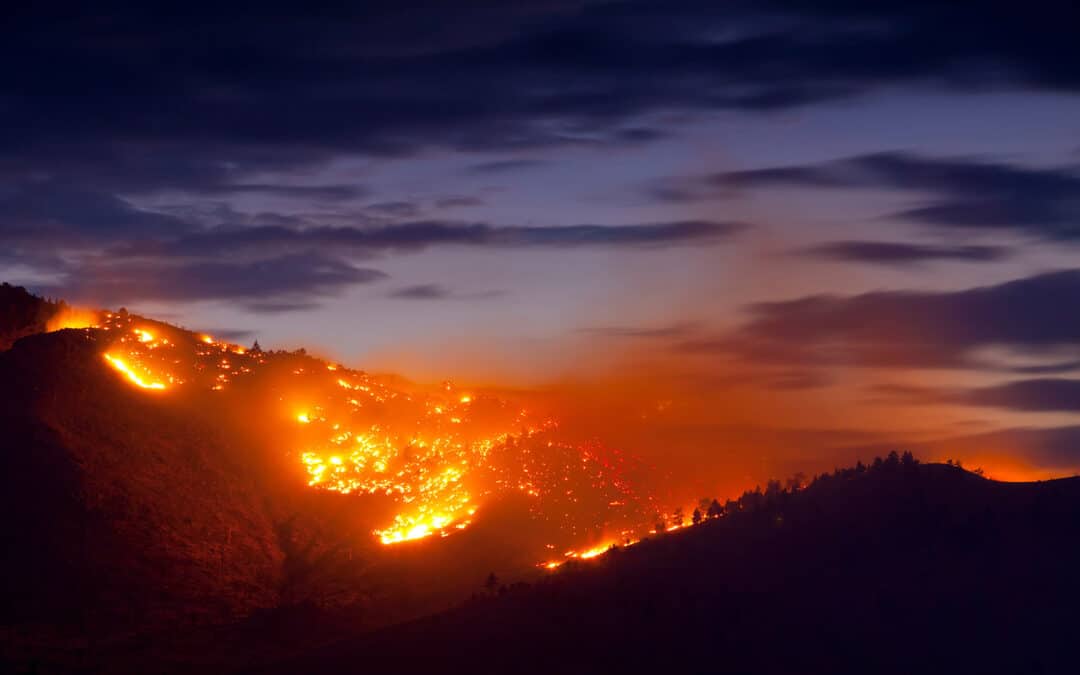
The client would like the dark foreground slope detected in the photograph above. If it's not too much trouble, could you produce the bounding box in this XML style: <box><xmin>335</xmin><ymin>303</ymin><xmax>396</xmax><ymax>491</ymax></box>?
<box><xmin>260</xmin><ymin>463</ymin><xmax>1080</xmax><ymax>675</ymax></box>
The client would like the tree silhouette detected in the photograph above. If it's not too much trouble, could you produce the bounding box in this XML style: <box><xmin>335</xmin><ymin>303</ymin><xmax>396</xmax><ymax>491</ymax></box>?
<box><xmin>672</xmin><ymin>507</ymin><xmax>685</xmax><ymax>527</ymax></box>
<box><xmin>707</xmin><ymin>499</ymin><xmax>723</xmax><ymax>519</ymax></box>
<box><xmin>484</xmin><ymin>572</ymin><xmax>498</xmax><ymax>595</ymax></box>
<box><xmin>765</xmin><ymin>479</ymin><xmax>782</xmax><ymax>498</ymax></box>
<box><xmin>697</xmin><ymin>497</ymin><xmax>712</xmax><ymax>516</ymax></box>
<box><xmin>691</xmin><ymin>508</ymin><xmax>703</xmax><ymax>525</ymax></box>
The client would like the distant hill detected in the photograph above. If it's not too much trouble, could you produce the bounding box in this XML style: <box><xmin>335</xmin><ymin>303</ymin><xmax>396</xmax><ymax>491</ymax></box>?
<box><xmin>258</xmin><ymin>461</ymin><xmax>1080</xmax><ymax>675</ymax></box>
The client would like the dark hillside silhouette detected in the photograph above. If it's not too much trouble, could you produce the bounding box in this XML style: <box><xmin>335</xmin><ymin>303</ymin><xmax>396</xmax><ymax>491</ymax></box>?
<box><xmin>258</xmin><ymin>460</ymin><xmax>1080</xmax><ymax>675</ymax></box>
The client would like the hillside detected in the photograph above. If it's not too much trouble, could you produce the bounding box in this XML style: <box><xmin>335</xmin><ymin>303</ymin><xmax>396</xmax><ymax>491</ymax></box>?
<box><xmin>0</xmin><ymin>294</ymin><xmax>657</xmax><ymax>673</ymax></box>
<box><xmin>258</xmin><ymin>462</ymin><xmax>1080</xmax><ymax>675</ymax></box>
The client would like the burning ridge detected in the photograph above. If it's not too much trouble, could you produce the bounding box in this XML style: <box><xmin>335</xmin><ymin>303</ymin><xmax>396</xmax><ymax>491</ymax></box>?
<box><xmin>65</xmin><ymin>308</ymin><xmax>661</xmax><ymax>558</ymax></box>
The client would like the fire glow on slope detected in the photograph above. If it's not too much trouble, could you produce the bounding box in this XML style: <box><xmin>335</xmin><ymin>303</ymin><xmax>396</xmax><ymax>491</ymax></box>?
<box><xmin>45</xmin><ymin>307</ymin><xmax>101</xmax><ymax>333</ymax></box>
<box><xmin>293</xmin><ymin>373</ymin><xmax>646</xmax><ymax>545</ymax></box>
<box><xmin>94</xmin><ymin>310</ymin><xmax>659</xmax><ymax>551</ymax></box>
<box><xmin>103</xmin><ymin>353</ymin><xmax>167</xmax><ymax>390</ymax></box>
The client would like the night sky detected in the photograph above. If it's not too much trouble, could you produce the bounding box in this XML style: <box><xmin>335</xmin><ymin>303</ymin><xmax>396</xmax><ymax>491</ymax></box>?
<box><xmin>6</xmin><ymin>1</ymin><xmax>1080</xmax><ymax>489</ymax></box>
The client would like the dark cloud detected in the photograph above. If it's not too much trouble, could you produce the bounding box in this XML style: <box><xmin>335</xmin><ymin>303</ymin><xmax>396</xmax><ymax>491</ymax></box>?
<box><xmin>868</xmin><ymin>378</ymin><xmax>1080</xmax><ymax>412</ymax></box>
<box><xmin>685</xmin><ymin>269</ymin><xmax>1080</xmax><ymax>370</ymax></box>
<box><xmin>387</xmin><ymin>284</ymin><xmax>505</xmax><ymax>301</ymax></box>
<box><xmin>192</xmin><ymin>183</ymin><xmax>369</xmax><ymax>201</ymax></box>
<box><xmin>864</xmin><ymin>375</ymin><xmax>1080</xmax><ymax>412</ymax></box>
<box><xmin>1002</xmin><ymin>360</ymin><xmax>1080</xmax><ymax>376</ymax></box>
<box><xmin>365</xmin><ymin>201</ymin><xmax>422</xmax><ymax>218</ymax></box>
<box><xmin>961</xmin><ymin>379</ymin><xmax>1080</xmax><ymax>413</ymax></box>
<box><xmin>243</xmin><ymin>301</ymin><xmax>324</xmax><ymax>314</ymax></box>
<box><xmin>435</xmin><ymin>196</ymin><xmax>486</xmax><ymax>209</ymax></box>
<box><xmin>0</xmin><ymin>182</ymin><xmax>195</xmax><ymax>242</ymax></box>
<box><xmin>388</xmin><ymin>284</ymin><xmax>451</xmax><ymax>300</ymax></box>
<box><xmin>6</xmin><ymin>1</ymin><xmax>1078</xmax><ymax>308</ymax></box>
<box><xmin>583</xmin><ymin>321</ymin><xmax>702</xmax><ymax>339</ymax></box>
<box><xmin>3</xmin><ymin>1</ymin><xmax>1077</xmax><ymax>192</ymax></box>
<box><xmin>800</xmin><ymin>241</ymin><xmax>1012</xmax><ymax>265</ymax></box>
<box><xmin>465</xmin><ymin>159</ymin><xmax>550</xmax><ymax>174</ymax></box>
<box><xmin>614</xmin><ymin>127</ymin><xmax>667</xmax><ymax>143</ymax></box>
<box><xmin>36</xmin><ymin>252</ymin><xmax>387</xmax><ymax>307</ymax></box>
<box><xmin>493</xmin><ymin>220</ymin><xmax>743</xmax><ymax>247</ymax></box>
<box><xmin>713</xmin><ymin>152</ymin><xmax>1080</xmax><ymax>239</ymax></box>
<box><xmin>114</xmin><ymin>219</ymin><xmax>746</xmax><ymax>259</ymax></box>
<box><xmin>642</xmin><ymin>184</ymin><xmax>702</xmax><ymax>204</ymax></box>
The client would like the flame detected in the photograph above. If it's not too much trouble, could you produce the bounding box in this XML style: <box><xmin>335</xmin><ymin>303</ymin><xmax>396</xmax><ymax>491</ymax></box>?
<box><xmin>578</xmin><ymin>544</ymin><xmax>612</xmax><ymax>559</ymax></box>
<box><xmin>46</xmin><ymin>308</ymin><xmax>100</xmax><ymax>332</ymax></box>
<box><xmin>103</xmin><ymin>353</ymin><xmax>166</xmax><ymax>390</ymax></box>
<box><xmin>539</xmin><ymin>541</ymin><xmax>620</xmax><ymax>569</ymax></box>
<box><xmin>134</xmin><ymin>328</ymin><xmax>155</xmax><ymax>343</ymax></box>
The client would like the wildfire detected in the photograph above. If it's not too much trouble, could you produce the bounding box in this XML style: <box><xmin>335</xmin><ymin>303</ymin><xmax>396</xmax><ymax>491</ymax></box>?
<box><xmin>92</xmin><ymin>308</ymin><xmax>660</xmax><ymax>554</ymax></box>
